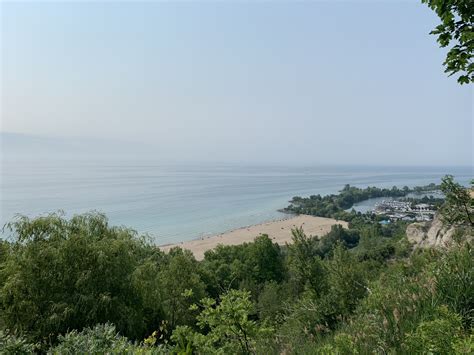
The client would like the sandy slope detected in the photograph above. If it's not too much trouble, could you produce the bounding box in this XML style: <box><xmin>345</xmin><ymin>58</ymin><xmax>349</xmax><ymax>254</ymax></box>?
<box><xmin>160</xmin><ymin>215</ymin><xmax>348</xmax><ymax>260</ymax></box>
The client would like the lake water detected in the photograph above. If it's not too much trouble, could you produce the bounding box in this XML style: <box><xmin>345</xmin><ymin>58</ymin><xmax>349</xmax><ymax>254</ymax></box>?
<box><xmin>349</xmin><ymin>197</ymin><xmax>392</xmax><ymax>213</ymax></box>
<box><xmin>1</xmin><ymin>160</ymin><xmax>471</xmax><ymax>245</ymax></box>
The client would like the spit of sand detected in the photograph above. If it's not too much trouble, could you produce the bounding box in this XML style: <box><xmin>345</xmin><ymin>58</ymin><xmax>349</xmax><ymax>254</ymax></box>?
<box><xmin>160</xmin><ymin>215</ymin><xmax>348</xmax><ymax>260</ymax></box>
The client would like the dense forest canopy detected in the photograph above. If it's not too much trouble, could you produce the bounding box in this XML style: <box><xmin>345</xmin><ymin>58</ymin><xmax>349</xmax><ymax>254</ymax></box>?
<box><xmin>0</xmin><ymin>177</ymin><xmax>472</xmax><ymax>354</ymax></box>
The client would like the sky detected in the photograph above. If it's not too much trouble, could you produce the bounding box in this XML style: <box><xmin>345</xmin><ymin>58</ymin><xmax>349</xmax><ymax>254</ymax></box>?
<box><xmin>1</xmin><ymin>0</ymin><xmax>473</xmax><ymax>166</ymax></box>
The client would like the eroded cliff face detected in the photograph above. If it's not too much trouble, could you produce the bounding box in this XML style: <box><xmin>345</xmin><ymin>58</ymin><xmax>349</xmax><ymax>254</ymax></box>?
<box><xmin>406</xmin><ymin>214</ymin><xmax>457</xmax><ymax>249</ymax></box>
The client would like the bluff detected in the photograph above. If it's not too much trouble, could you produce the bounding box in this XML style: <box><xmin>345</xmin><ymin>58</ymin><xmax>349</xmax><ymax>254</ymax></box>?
<box><xmin>406</xmin><ymin>214</ymin><xmax>457</xmax><ymax>249</ymax></box>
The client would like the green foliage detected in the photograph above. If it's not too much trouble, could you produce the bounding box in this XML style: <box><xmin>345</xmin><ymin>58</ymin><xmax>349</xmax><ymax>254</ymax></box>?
<box><xmin>170</xmin><ymin>326</ymin><xmax>195</xmax><ymax>354</ymax></box>
<box><xmin>172</xmin><ymin>290</ymin><xmax>273</xmax><ymax>355</ymax></box>
<box><xmin>158</xmin><ymin>248</ymin><xmax>206</xmax><ymax>329</ymax></box>
<box><xmin>304</xmin><ymin>243</ymin><xmax>473</xmax><ymax>354</ymax></box>
<box><xmin>0</xmin><ymin>330</ymin><xmax>37</xmax><ymax>354</ymax></box>
<box><xmin>0</xmin><ymin>212</ymin><xmax>149</xmax><ymax>343</ymax></box>
<box><xmin>403</xmin><ymin>306</ymin><xmax>464</xmax><ymax>354</ymax></box>
<box><xmin>247</xmin><ymin>235</ymin><xmax>285</xmax><ymax>284</ymax></box>
<box><xmin>280</xmin><ymin>244</ymin><xmax>369</xmax><ymax>351</ymax></box>
<box><xmin>131</xmin><ymin>258</ymin><xmax>166</xmax><ymax>338</ymax></box>
<box><xmin>318</xmin><ymin>224</ymin><xmax>360</xmax><ymax>255</ymax></box>
<box><xmin>422</xmin><ymin>0</ymin><xmax>474</xmax><ymax>84</ymax></box>
<box><xmin>200</xmin><ymin>235</ymin><xmax>284</xmax><ymax>299</ymax></box>
<box><xmin>433</xmin><ymin>242</ymin><xmax>473</xmax><ymax>327</ymax></box>
<box><xmin>313</xmin><ymin>334</ymin><xmax>358</xmax><ymax>355</ymax></box>
<box><xmin>287</xmin><ymin>227</ymin><xmax>327</xmax><ymax>295</ymax></box>
<box><xmin>346</xmin><ymin>259</ymin><xmax>436</xmax><ymax>352</ymax></box>
<box><xmin>47</xmin><ymin>323</ymin><xmax>168</xmax><ymax>354</ymax></box>
<box><xmin>354</xmin><ymin>225</ymin><xmax>397</xmax><ymax>262</ymax></box>
<box><xmin>256</xmin><ymin>281</ymin><xmax>287</xmax><ymax>324</ymax></box>
<box><xmin>453</xmin><ymin>334</ymin><xmax>474</xmax><ymax>354</ymax></box>
<box><xmin>0</xmin><ymin>239</ymin><xmax>9</xmax><ymax>265</ymax></box>
<box><xmin>323</xmin><ymin>245</ymin><xmax>368</xmax><ymax>323</ymax></box>
<box><xmin>440</xmin><ymin>175</ymin><xmax>473</xmax><ymax>226</ymax></box>
<box><xmin>48</xmin><ymin>323</ymin><xmax>135</xmax><ymax>354</ymax></box>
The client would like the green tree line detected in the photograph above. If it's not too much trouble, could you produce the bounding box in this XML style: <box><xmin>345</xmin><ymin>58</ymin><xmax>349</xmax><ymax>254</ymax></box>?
<box><xmin>283</xmin><ymin>183</ymin><xmax>439</xmax><ymax>221</ymax></box>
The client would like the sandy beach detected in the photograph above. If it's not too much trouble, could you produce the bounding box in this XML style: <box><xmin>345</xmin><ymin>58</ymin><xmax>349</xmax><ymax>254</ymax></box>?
<box><xmin>160</xmin><ymin>215</ymin><xmax>348</xmax><ymax>260</ymax></box>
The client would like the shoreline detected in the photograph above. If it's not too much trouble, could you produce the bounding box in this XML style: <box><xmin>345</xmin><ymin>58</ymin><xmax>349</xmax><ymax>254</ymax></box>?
<box><xmin>157</xmin><ymin>213</ymin><xmax>297</xmax><ymax>248</ymax></box>
<box><xmin>160</xmin><ymin>214</ymin><xmax>348</xmax><ymax>260</ymax></box>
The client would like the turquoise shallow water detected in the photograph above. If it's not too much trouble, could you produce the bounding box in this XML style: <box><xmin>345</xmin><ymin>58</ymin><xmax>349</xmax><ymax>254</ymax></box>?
<box><xmin>1</xmin><ymin>160</ymin><xmax>471</xmax><ymax>245</ymax></box>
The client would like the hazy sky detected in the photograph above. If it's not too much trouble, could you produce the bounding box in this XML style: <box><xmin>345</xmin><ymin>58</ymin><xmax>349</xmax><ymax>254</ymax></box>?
<box><xmin>1</xmin><ymin>1</ymin><xmax>473</xmax><ymax>166</ymax></box>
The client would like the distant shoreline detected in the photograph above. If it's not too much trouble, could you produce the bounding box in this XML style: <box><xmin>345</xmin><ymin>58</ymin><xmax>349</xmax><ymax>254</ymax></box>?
<box><xmin>160</xmin><ymin>215</ymin><xmax>348</xmax><ymax>260</ymax></box>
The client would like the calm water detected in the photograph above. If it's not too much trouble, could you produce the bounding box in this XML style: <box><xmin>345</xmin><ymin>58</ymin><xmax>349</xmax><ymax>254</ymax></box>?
<box><xmin>350</xmin><ymin>197</ymin><xmax>392</xmax><ymax>213</ymax></box>
<box><xmin>1</xmin><ymin>160</ymin><xmax>471</xmax><ymax>245</ymax></box>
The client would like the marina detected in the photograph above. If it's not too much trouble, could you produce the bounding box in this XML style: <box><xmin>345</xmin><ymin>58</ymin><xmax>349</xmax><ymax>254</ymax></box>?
<box><xmin>374</xmin><ymin>199</ymin><xmax>436</xmax><ymax>222</ymax></box>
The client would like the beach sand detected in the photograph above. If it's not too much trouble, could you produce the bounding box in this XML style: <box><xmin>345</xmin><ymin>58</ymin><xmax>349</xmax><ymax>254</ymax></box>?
<box><xmin>160</xmin><ymin>215</ymin><xmax>348</xmax><ymax>260</ymax></box>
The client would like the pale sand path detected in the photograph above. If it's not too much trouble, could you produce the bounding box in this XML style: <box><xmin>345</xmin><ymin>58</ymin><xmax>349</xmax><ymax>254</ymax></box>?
<box><xmin>160</xmin><ymin>215</ymin><xmax>348</xmax><ymax>260</ymax></box>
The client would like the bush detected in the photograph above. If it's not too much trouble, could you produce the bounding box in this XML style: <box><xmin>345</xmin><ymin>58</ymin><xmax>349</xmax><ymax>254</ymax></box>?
<box><xmin>403</xmin><ymin>307</ymin><xmax>464</xmax><ymax>354</ymax></box>
<box><xmin>0</xmin><ymin>330</ymin><xmax>37</xmax><ymax>354</ymax></box>
<box><xmin>48</xmin><ymin>323</ymin><xmax>132</xmax><ymax>354</ymax></box>
<box><xmin>171</xmin><ymin>290</ymin><xmax>273</xmax><ymax>354</ymax></box>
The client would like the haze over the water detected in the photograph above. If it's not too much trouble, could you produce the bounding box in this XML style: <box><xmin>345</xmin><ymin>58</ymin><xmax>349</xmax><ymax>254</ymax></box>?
<box><xmin>2</xmin><ymin>1</ymin><xmax>472</xmax><ymax>166</ymax></box>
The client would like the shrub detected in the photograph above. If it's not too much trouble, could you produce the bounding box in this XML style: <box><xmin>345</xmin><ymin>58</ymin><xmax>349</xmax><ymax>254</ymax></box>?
<box><xmin>0</xmin><ymin>330</ymin><xmax>37</xmax><ymax>354</ymax></box>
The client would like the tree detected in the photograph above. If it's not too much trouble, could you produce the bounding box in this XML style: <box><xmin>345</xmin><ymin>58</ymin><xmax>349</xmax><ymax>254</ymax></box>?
<box><xmin>200</xmin><ymin>236</ymin><xmax>285</xmax><ymax>300</ymax></box>
<box><xmin>287</xmin><ymin>227</ymin><xmax>327</xmax><ymax>295</ymax></box>
<box><xmin>257</xmin><ymin>282</ymin><xmax>286</xmax><ymax>323</ymax></box>
<box><xmin>158</xmin><ymin>248</ymin><xmax>206</xmax><ymax>330</ymax></box>
<box><xmin>422</xmin><ymin>0</ymin><xmax>474</xmax><ymax>84</ymax></box>
<box><xmin>323</xmin><ymin>244</ymin><xmax>369</xmax><ymax>322</ymax></box>
<box><xmin>439</xmin><ymin>175</ymin><xmax>473</xmax><ymax>226</ymax></box>
<box><xmin>0</xmin><ymin>212</ymin><xmax>149</xmax><ymax>342</ymax></box>
<box><xmin>173</xmin><ymin>290</ymin><xmax>273</xmax><ymax>354</ymax></box>
<box><xmin>247</xmin><ymin>235</ymin><xmax>285</xmax><ymax>284</ymax></box>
